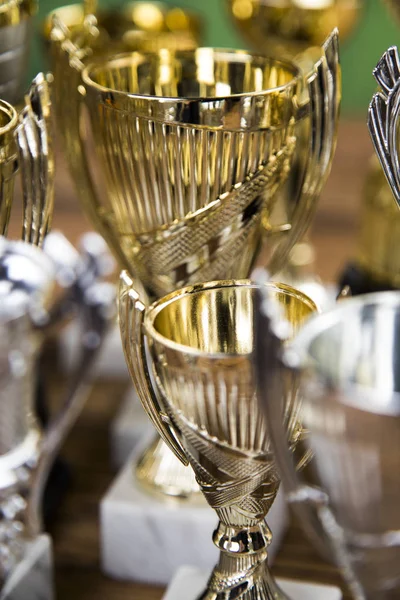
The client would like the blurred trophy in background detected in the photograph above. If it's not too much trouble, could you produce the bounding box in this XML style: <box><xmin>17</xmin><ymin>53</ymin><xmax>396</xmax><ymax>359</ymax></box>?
<box><xmin>0</xmin><ymin>73</ymin><xmax>54</xmax><ymax>246</ymax></box>
<box><xmin>255</xmin><ymin>287</ymin><xmax>400</xmax><ymax>600</ymax></box>
<box><xmin>226</xmin><ymin>0</ymin><xmax>361</xmax><ymax>301</ymax></box>
<box><xmin>0</xmin><ymin>0</ymin><xmax>37</xmax><ymax>105</ymax></box>
<box><xmin>42</xmin><ymin>0</ymin><xmax>203</xmax><ymax>58</ymax></box>
<box><xmin>120</xmin><ymin>277</ymin><xmax>318</xmax><ymax>599</ymax></box>
<box><xmin>340</xmin><ymin>5</ymin><xmax>400</xmax><ymax>296</ymax></box>
<box><xmin>0</xmin><ymin>233</ymin><xmax>115</xmax><ymax>600</ymax></box>
<box><xmin>48</xmin><ymin>9</ymin><xmax>339</xmax><ymax>582</ymax></box>
<box><xmin>339</xmin><ymin>154</ymin><xmax>400</xmax><ymax>295</ymax></box>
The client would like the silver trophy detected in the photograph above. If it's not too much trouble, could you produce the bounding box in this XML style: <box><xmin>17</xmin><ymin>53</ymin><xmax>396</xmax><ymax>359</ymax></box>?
<box><xmin>254</xmin><ymin>288</ymin><xmax>400</xmax><ymax>599</ymax></box>
<box><xmin>0</xmin><ymin>72</ymin><xmax>54</xmax><ymax>245</ymax></box>
<box><xmin>0</xmin><ymin>233</ymin><xmax>115</xmax><ymax>593</ymax></box>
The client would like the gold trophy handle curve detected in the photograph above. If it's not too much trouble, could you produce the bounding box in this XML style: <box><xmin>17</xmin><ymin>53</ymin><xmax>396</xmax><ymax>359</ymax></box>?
<box><xmin>268</xmin><ymin>28</ymin><xmax>340</xmax><ymax>272</ymax></box>
<box><xmin>15</xmin><ymin>73</ymin><xmax>54</xmax><ymax>247</ymax></box>
<box><xmin>119</xmin><ymin>271</ymin><xmax>188</xmax><ymax>465</ymax></box>
<box><xmin>253</xmin><ymin>284</ymin><xmax>363</xmax><ymax>598</ymax></box>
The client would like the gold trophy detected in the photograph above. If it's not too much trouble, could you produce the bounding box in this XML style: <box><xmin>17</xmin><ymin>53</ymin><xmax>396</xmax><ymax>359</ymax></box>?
<box><xmin>0</xmin><ymin>0</ymin><xmax>37</xmax><ymax>105</ymax></box>
<box><xmin>0</xmin><ymin>73</ymin><xmax>54</xmax><ymax>246</ymax></box>
<box><xmin>48</xmin><ymin>12</ymin><xmax>339</xmax><ymax>500</ymax></box>
<box><xmin>119</xmin><ymin>276</ymin><xmax>317</xmax><ymax>599</ymax></box>
<box><xmin>226</xmin><ymin>0</ymin><xmax>361</xmax><ymax>61</ymax></box>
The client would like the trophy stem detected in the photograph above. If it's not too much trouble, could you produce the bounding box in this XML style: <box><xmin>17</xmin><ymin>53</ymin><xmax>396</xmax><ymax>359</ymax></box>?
<box><xmin>135</xmin><ymin>434</ymin><xmax>201</xmax><ymax>500</ymax></box>
<box><xmin>198</xmin><ymin>520</ymin><xmax>290</xmax><ymax>600</ymax></box>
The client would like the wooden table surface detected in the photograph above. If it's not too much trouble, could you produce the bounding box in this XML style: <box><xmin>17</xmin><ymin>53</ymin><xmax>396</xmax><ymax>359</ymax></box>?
<box><xmin>14</xmin><ymin>118</ymin><xmax>374</xmax><ymax>600</ymax></box>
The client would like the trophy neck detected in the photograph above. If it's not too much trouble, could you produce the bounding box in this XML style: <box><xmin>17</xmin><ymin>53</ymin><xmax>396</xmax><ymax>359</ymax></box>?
<box><xmin>199</xmin><ymin>520</ymin><xmax>290</xmax><ymax>600</ymax></box>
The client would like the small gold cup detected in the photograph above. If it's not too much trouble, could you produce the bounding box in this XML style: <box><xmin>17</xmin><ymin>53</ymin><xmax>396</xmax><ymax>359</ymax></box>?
<box><xmin>119</xmin><ymin>275</ymin><xmax>317</xmax><ymax>599</ymax></box>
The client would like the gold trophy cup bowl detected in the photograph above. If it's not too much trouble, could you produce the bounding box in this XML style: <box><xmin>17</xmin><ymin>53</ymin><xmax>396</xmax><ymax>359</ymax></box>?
<box><xmin>48</xmin><ymin>20</ymin><xmax>339</xmax><ymax>498</ymax></box>
<box><xmin>0</xmin><ymin>101</ymin><xmax>19</xmax><ymax>234</ymax></box>
<box><xmin>119</xmin><ymin>276</ymin><xmax>317</xmax><ymax>599</ymax></box>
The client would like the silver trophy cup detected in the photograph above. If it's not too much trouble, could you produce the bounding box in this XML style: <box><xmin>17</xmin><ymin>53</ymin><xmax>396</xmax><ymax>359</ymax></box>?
<box><xmin>0</xmin><ymin>233</ymin><xmax>115</xmax><ymax>590</ymax></box>
<box><xmin>255</xmin><ymin>289</ymin><xmax>400</xmax><ymax>599</ymax></box>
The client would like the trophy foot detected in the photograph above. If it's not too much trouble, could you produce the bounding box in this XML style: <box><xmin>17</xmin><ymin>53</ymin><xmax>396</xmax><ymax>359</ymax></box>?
<box><xmin>198</xmin><ymin>521</ymin><xmax>289</xmax><ymax>600</ymax></box>
<box><xmin>135</xmin><ymin>434</ymin><xmax>202</xmax><ymax>500</ymax></box>
<box><xmin>198</xmin><ymin>566</ymin><xmax>291</xmax><ymax>600</ymax></box>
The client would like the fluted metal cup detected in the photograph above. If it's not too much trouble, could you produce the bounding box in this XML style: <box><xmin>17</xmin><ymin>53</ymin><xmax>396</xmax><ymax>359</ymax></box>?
<box><xmin>119</xmin><ymin>275</ymin><xmax>317</xmax><ymax>599</ymax></box>
<box><xmin>0</xmin><ymin>0</ymin><xmax>37</xmax><ymax>105</ymax></box>
<box><xmin>255</xmin><ymin>290</ymin><xmax>400</xmax><ymax>599</ymax></box>
<box><xmin>48</xmin><ymin>21</ymin><xmax>339</xmax><ymax>498</ymax></box>
<box><xmin>0</xmin><ymin>234</ymin><xmax>115</xmax><ymax>590</ymax></box>
<box><xmin>0</xmin><ymin>73</ymin><xmax>54</xmax><ymax>246</ymax></box>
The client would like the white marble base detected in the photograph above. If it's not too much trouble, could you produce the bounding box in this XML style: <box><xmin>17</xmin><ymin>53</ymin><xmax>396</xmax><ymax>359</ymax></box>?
<box><xmin>162</xmin><ymin>566</ymin><xmax>342</xmax><ymax>600</ymax></box>
<box><xmin>0</xmin><ymin>535</ymin><xmax>54</xmax><ymax>600</ymax></box>
<box><xmin>110</xmin><ymin>388</ymin><xmax>152</xmax><ymax>469</ymax></box>
<box><xmin>100</xmin><ymin>447</ymin><xmax>288</xmax><ymax>586</ymax></box>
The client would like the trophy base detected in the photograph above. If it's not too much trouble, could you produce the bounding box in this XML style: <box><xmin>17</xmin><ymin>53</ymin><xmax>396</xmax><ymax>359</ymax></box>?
<box><xmin>100</xmin><ymin>442</ymin><xmax>288</xmax><ymax>586</ymax></box>
<box><xmin>162</xmin><ymin>566</ymin><xmax>342</xmax><ymax>600</ymax></box>
<box><xmin>0</xmin><ymin>534</ymin><xmax>54</xmax><ymax>600</ymax></box>
<box><xmin>110</xmin><ymin>386</ymin><xmax>152</xmax><ymax>469</ymax></box>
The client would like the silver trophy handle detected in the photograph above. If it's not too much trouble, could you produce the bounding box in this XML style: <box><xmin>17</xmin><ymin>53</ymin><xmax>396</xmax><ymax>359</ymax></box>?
<box><xmin>269</xmin><ymin>29</ymin><xmax>340</xmax><ymax>272</ymax></box>
<box><xmin>26</xmin><ymin>232</ymin><xmax>116</xmax><ymax>536</ymax></box>
<box><xmin>368</xmin><ymin>46</ymin><xmax>400</xmax><ymax>209</ymax></box>
<box><xmin>119</xmin><ymin>271</ymin><xmax>188</xmax><ymax>466</ymax></box>
<box><xmin>253</xmin><ymin>285</ymin><xmax>364</xmax><ymax>599</ymax></box>
<box><xmin>15</xmin><ymin>73</ymin><xmax>55</xmax><ymax>247</ymax></box>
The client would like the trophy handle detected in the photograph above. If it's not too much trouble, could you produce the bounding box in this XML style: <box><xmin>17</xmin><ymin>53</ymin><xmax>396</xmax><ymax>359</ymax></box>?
<box><xmin>27</xmin><ymin>232</ymin><xmax>116</xmax><ymax>536</ymax></box>
<box><xmin>119</xmin><ymin>271</ymin><xmax>188</xmax><ymax>466</ymax></box>
<box><xmin>15</xmin><ymin>73</ymin><xmax>54</xmax><ymax>247</ymax></box>
<box><xmin>368</xmin><ymin>46</ymin><xmax>400</xmax><ymax>209</ymax></box>
<box><xmin>268</xmin><ymin>29</ymin><xmax>340</xmax><ymax>272</ymax></box>
<box><xmin>49</xmin><ymin>14</ymin><xmax>130</xmax><ymax>272</ymax></box>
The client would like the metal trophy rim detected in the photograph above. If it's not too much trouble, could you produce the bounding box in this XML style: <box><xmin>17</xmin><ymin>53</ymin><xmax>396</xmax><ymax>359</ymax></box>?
<box><xmin>144</xmin><ymin>278</ymin><xmax>318</xmax><ymax>359</ymax></box>
<box><xmin>81</xmin><ymin>47</ymin><xmax>302</xmax><ymax>130</ymax></box>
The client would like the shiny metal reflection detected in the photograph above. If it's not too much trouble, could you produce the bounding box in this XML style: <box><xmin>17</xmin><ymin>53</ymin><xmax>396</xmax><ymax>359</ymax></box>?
<box><xmin>120</xmin><ymin>276</ymin><xmax>317</xmax><ymax>599</ymax></box>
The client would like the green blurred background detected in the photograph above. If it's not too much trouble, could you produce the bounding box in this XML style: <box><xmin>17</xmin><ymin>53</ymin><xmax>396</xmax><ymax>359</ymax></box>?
<box><xmin>32</xmin><ymin>0</ymin><xmax>398</xmax><ymax>114</ymax></box>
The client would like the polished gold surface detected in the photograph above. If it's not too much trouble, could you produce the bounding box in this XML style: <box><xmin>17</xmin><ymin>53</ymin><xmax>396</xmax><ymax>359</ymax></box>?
<box><xmin>0</xmin><ymin>101</ymin><xmax>18</xmax><ymax>236</ymax></box>
<box><xmin>227</xmin><ymin>0</ymin><xmax>360</xmax><ymax>59</ymax></box>
<box><xmin>50</xmin><ymin>19</ymin><xmax>338</xmax><ymax>498</ymax></box>
<box><xmin>119</xmin><ymin>276</ymin><xmax>316</xmax><ymax>599</ymax></box>
<box><xmin>357</xmin><ymin>156</ymin><xmax>400</xmax><ymax>287</ymax></box>
<box><xmin>43</xmin><ymin>1</ymin><xmax>202</xmax><ymax>55</ymax></box>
